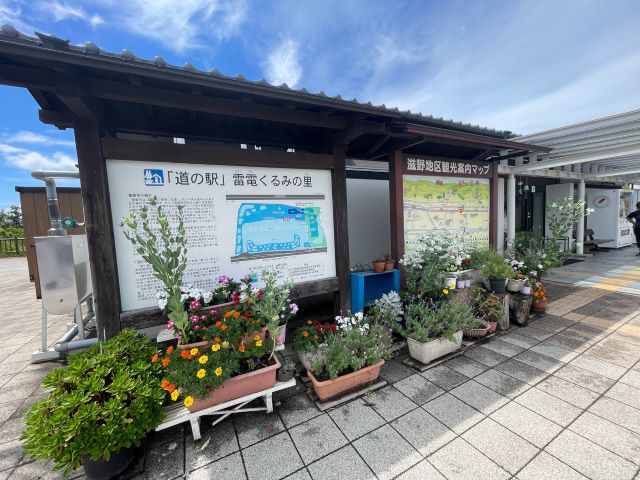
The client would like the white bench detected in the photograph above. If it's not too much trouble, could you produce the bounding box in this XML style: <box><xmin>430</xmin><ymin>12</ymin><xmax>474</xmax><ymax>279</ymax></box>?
<box><xmin>155</xmin><ymin>377</ymin><xmax>296</xmax><ymax>440</ymax></box>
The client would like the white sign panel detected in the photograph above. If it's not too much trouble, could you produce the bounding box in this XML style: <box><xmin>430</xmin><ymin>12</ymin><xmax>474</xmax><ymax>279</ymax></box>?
<box><xmin>107</xmin><ymin>159</ymin><xmax>336</xmax><ymax>311</ymax></box>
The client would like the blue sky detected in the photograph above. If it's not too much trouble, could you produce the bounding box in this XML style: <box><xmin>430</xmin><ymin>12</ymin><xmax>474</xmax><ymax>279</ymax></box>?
<box><xmin>1</xmin><ymin>0</ymin><xmax>640</xmax><ymax>209</ymax></box>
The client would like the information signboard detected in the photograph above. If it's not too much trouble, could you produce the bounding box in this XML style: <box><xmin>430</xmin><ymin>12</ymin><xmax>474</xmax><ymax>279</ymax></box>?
<box><xmin>107</xmin><ymin>159</ymin><xmax>336</xmax><ymax>311</ymax></box>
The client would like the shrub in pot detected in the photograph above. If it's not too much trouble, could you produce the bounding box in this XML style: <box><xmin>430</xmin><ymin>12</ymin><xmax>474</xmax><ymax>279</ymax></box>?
<box><xmin>368</xmin><ymin>290</ymin><xmax>403</xmax><ymax>335</ymax></box>
<box><xmin>22</xmin><ymin>329</ymin><xmax>166</xmax><ymax>479</ymax></box>
<box><xmin>294</xmin><ymin>320</ymin><xmax>336</xmax><ymax>371</ymax></box>
<box><xmin>395</xmin><ymin>300</ymin><xmax>473</xmax><ymax>365</ymax></box>
<box><xmin>480</xmin><ymin>251</ymin><xmax>514</xmax><ymax>293</ymax></box>
<box><xmin>307</xmin><ymin>314</ymin><xmax>392</xmax><ymax>401</ymax></box>
<box><xmin>462</xmin><ymin>317</ymin><xmax>490</xmax><ymax>339</ymax></box>
<box><xmin>531</xmin><ymin>281</ymin><xmax>549</xmax><ymax>311</ymax></box>
<box><xmin>473</xmin><ymin>288</ymin><xmax>503</xmax><ymax>333</ymax></box>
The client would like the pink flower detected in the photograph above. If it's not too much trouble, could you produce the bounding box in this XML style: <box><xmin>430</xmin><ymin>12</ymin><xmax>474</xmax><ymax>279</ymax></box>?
<box><xmin>290</xmin><ymin>303</ymin><xmax>299</xmax><ymax>315</ymax></box>
<box><xmin>189</xmin><ymin>300</ymin><xmax>201</xmax><ymax>310</ymax></box>
<box><xmin>189</xmin><ymin>315</ymin><xmax>199</xmax><ymax>323</ymax></box>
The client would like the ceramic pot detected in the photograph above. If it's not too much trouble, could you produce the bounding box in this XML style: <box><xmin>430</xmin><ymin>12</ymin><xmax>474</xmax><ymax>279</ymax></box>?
<box><xmin>384</xmin><ymin>260</ymin><xmax>395</xmax><ymax>271</ymax></box>
<box><xmin>276</xmin><ymin>369</ymin><xmax>295</xmax><ymax>383</ymax></box>
<box><xmin>506</xmin><ymin>278</ymin><xmax>525</xmax><ymax>293</ymax></box>
<box><xmin>373</xmin><ymin>261</ymin><xmax>385</xmax><ymax>273</ymax></box>
<box><xmin>308</xmin><ymin>360</ymin><xmax>384</xmax><ymax>401</ymax></box>
<box><xmin>464</xmin><ymin>279</ymin><xmax>472</xmax><ymax>288</ymax></box>
<box><xmin>489</xmin><ymin>279</ymin><xmax>507</xmax><ymax>293</ymax></box>
<box><xmin>445</xmin><ymin>276</ymin><xmax>457</xmax><ymax>289</ymax></box>
<box><xmin>298</xmin><ymin>350</ymin><xmax>327</xmax><ymax>371</ymax></box>
<box><xmin>187</xmin><ymin>357</ymin><xmax>280</xmax><ymax>412</ymax></box>
<box><xmin>407</xmin><ymin>331</ymin><xmax>463</xmax><ymax>364</ymax></box>
<box><xmin>463</xmin><ymin>321</ymin><xmax>490</xmax><ymax>339</ymax></box>
<box><xmin>275</xmin><ymin>324</ymin><xmax>287</xmax><ymax>346</ymax></box>
<box><xmin>83</xmin><ymin>447</ymin><xmax>135</xmax><ymax>480</ymax></box>
<box><xmin>456</xmin><ymin>280</ymin><xmax>465</xmax><ymax>289</ymax></box>
<box><xmin>520</xmin><ymin>286</ymin><xmax>531</xmax><ymax>295</ymax></box>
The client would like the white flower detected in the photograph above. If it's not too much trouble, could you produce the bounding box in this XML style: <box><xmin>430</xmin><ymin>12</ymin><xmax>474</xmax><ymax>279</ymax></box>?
<box><xmin>157</xmin><ymin>298</ymin><xmax>168</xmax><ymax>310</ymax></box>
<box><xmin>537</xmin><ymin>264</ymin><xmax>543</xmax><ymax>269</ymax></box>
<box><xmin>202</xmin><ymin>291</ymin><xmax>213</xmax><ymax>304</ymax></box>
<box><xmin>180</xmin><ymin>293</ymin><xmax>189</xmax><ymax>302</ymax></box>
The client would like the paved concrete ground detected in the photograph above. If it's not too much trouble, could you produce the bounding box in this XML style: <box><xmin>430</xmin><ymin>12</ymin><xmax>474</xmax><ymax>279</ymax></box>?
<box><xmin>1</xmin><ymin>256</ymin><xmax>640</xmax><ymax>479</ymax></box>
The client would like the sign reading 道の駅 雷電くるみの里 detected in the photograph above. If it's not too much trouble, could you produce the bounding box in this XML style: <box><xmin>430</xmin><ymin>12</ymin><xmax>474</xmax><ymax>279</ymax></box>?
<box><xmin>107</xmin><ymin>159</ymin><xmax>336</xmax><ymax>311</ymax></box>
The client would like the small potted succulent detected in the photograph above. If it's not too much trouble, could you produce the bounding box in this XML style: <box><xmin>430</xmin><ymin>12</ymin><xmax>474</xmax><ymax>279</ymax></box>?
<box><xmin>395</xmin><ymin>300</ymin><xmax>473</xmax><ymax>365</ymax></box>
<box><xmin>307</xmin><ymin>313</ymin><xmax>392</xmax><ymax>401</ymax></box>
<box><xmin>276</xmin><ymin>357</ymin><xmax>296</xmax><ymax>382</ymax></box>
<box><xmin>372</xmin><ymin>257</ymin><xmax>386</xmax><ymax>273</ymax></box>
<box><xmin>384</xmin><ymin>253</ymin><xmax>395</xmax><ymax>271</ymax></box>
<box><xmin>22</xmin><ymin>329</ymin><xmax>166</xmax><ymax>480</ymax></box>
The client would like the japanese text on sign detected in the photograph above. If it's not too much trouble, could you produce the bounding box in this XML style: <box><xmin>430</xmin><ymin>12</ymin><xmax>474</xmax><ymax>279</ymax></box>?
<box><xmin>404</xmin><ymin>155</ymin><xmax>493</xmax><ymax>178</ymax></box>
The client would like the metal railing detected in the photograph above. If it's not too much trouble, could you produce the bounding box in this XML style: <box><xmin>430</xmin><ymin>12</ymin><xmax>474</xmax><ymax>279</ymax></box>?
<box><xmin>0</xmin><ymin>237</ymin><xmax>26</xmax><ymax>256</ymax></box>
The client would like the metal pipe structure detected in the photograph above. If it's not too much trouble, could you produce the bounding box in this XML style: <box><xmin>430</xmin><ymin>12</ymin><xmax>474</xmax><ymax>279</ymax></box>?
<box><xmin>31</xmin><ymin>170</ymin><xmax>80</xmax><ymax>236</ymax></box>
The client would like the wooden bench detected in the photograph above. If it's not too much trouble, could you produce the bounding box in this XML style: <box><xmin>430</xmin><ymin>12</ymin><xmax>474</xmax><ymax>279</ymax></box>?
<box><xmin>156</xmin><ymin>377</ymin><xmax>297</xmax><ymax>440</ymax></box>
<box><xmin>583</xmin><ymin>229</ymin><xmax>614</xmax><ymax>250</ymax></box>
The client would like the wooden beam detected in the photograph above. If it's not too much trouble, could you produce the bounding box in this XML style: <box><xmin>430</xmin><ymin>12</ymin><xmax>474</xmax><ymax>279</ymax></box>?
<box><xmin>389</xmin><ymin>149</ymin><xmax>404</xmax><ymax>263</ymax></box>
<box><xmin>486</xmin><ymin>150</ymin><xmax>530</xmax><ymax>162</ymax></box>
<box><xmin>366</xmin><ymin>134</ymin><xmax>391</xmax><ymax>157</ymax></box>
<box><xmin>73</xmin><ymin>121</ymin><xmax>121</xmax><ymax>340</ymax></box>
<box><xmin>57</xmin><ymin>94</ymin><xmax>98</xmax><ymax>120</ymax></box>
<box><xmin>39</xmin><ymin>109</ymin><xmax>74</xmax><ymax>128</ymax></box>
<box><xmin>369</xmin><ymin>136</ymin><xmax>426</xmax><ymax>160</ymax></box>
<box><xmin>28</xmin><ymin>88</ymin><xmax>52</xmax><ymax>110</ymax></box>
<box><xmin>331</xmin><ymin>144</ymin><xmax>350</xmax><ymax>314</ymax></box>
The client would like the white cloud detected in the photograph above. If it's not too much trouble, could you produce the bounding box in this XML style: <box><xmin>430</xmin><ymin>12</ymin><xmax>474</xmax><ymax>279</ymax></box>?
<box><xmin>0</xmin><ymin>144</ymin><xmax>77</xmax><ymax>171</ymax></box>
<box><xmin>264</xmin><ymin>37</ymin><xmax>302</xmax><ymax>87</ymax></box>
<box><xmin>3</xmin><ymin>130</ymin><xmax>75</xmax><ymax>147</ymax></box>
<box><xmin>114</xmin><ymin>0</ymin><xmax>248</xmax><ymax>52</ymax></box>
<box><xmin>36</xmin><ymin>0</ymin><xmax>104</xmax><ymax>28</ymax></box>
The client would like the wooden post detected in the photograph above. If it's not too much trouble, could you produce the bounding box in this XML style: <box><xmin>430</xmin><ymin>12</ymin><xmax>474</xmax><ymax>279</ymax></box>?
<box><xmin>331</xmin><ymin>144</ymin><xmax>350</xmax><ymax>314</ymax></box>
<box><xmin>489</xmin><ymin>160</ymin><xmax>499</xmax><ymax>248</ymax></box>
<box><xmin>389</xmin><ymin>150</ymin><xmax>404</xmax><ymax>262</ymax></box>
<box><xmin>73</xmin><ymin>122</ymin><xmax>121</xmax><ymax>340</ymax></box>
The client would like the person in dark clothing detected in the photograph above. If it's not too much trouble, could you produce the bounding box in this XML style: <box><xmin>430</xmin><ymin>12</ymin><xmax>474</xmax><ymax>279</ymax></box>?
<box><xmin>628</xmin><ymin>201</ymin><xmax>640</xmax><ymax>256</ymax></box>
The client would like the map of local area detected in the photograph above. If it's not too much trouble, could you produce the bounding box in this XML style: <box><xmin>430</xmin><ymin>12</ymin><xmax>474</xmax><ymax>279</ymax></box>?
<box><xmin>232</xmin><ymin>201</ymin><xmax>328</xmax><ymax>261</ymax></box>
<box><xmin>403</xmin><ymin>176</ymin><xmax>490</xmax><ymax>250</ymax></box>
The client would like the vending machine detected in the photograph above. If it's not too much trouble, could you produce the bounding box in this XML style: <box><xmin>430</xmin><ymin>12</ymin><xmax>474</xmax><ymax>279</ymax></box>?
<box><xmin>586</xmin><ymin>188</ymin><xmax>634</xmax><ymax>248</ymax></box>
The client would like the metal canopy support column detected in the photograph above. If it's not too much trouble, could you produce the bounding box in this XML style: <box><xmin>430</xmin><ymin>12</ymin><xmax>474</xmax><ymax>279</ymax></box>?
<box><xmin>576</xmin><ymin>179</ymin><xmax>586</xmax><ymax>254</ymax></box>
<box><xmin>507</xmin><ymin>173</ymin><xmax>516</xmax><ymax>250</ymax></box>
<box><xmin>496</xmin><ymin>177</ymin><xmax>505</xmax><ymax>252</ymax></box>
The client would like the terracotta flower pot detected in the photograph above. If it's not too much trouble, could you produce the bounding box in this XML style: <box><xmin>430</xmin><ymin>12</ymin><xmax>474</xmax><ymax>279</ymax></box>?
<box><xmin>307</xmin><ymin>359</ymin><xmax>384</xmax><ymax>401</ymax></box>
<box><xmin>372</xmin><ymin>261</ymin><xmax>385</xmax><ymax>273</ymax></box>
<box><xmin>464</xmin><ymin>321</ymin><xmax>490</xmax><ymax>339</ymax></box>
<box><xmin>531</xmin><ymin>300</ymin><xmax>547</xmax><ymax>312</ymax></box>
<box><xmin>198</xmin><ymin>301</ymin><xmax>236</xmax><ymax>314</ymax></box>
<box><xmin>187</xmin><ymin>357</ymin><xmax>280</xmax><ymax>412</ymax></box>
<box><xmin>487</xmin><ymin>321</ymin><xmax>498</xmax><ymax>333</ymax></box>
<box><xmin>241</xmin><ymin>326</ymin><xmax>269</xmax><ymax>345</ymax></box>
<box><xmin>177</xmin><ymin>338</ymin><xmax>214</xmax><ymax>351</ymax></box>
<box><xmin>384</xmin><ymin>260</ymin><xmax>395</xmax><ymax>271</ymax></box>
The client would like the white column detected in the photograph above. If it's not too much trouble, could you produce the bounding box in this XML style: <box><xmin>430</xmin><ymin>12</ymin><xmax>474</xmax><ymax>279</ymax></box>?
<box><xmin>576</xmin><ymin>179</ymin><xmax>586</xmax><ymax>254</ymax></box>
<box><xmin>497</xmin><ymin>177</ymin><xmax>505</xmax><ymax>253</ymax></box>
<box><xmin>507</xmin><ymin>173</ymin><xmax>516</xmax><ymax>251</ymax></box>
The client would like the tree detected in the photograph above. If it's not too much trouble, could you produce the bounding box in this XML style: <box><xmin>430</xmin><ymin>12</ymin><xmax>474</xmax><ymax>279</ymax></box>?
<box><xmin>6</xmin><ymin>205</ymin><xmax>22</xmax><ymax>228</ymax></box>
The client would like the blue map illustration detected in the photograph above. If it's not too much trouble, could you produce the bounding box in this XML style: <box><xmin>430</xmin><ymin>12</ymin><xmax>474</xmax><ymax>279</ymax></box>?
<box><xmin>233</xmin><ymin>203</ymin><xmax>327</xmax><ymax>260</ymax></box>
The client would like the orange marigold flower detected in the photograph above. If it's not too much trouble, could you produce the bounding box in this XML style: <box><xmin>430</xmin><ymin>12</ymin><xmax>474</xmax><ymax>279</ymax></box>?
<box><xmin>302</xmin><ymin>331</ymin><xmax>309</xmax><ymax>337</ymax></box>
<box><xmin>215</xmin><ymin>321</ymin><xmax>223</xmax><ymax>328</ymax></box>
<box><xmin>167</xmin><ymin>384</ymin><xmax>175</xmax><ymax>393</ymax></box>
<box><xmin>306</xmin><ymin>320</ymin><xmax>313</xmax><ymax>325</ymax></box>
<box><xmin>160</xmin><ymin>379</ymin><xmax>169</xmax><ymax>390</ymax></box>
<box><xmin>180</xmin><ymin>349</ymin><xmax>191</xmax><ymax>359</ymax></box>
<box><xmin>221</xmin><ymin>325</ymin><xmax>228</xmax><ymax>331</ymax></box>
<box><xmin>166</xmin><ymin>345</ymin><xmax>174</xmax><ymax>355</ymax></box>
<box><xmin>233</xmin><ymin>311</ymin><xmax>240</xmax><ymax>318</ymax></box>
<box><xmin>151</xmin><ymin>353</ymin><xmax>159</xmax><ymax>363</ymax></box>
<box><xmin>214</xmin><ymin>337</ymin><xmax>222</xmax><ymax>343</ymax></box>
<box><xmin>238</xmin><ymin>345</ymin><xmax>245</xmax><ymax>352</ymax></box>
<box><xmin>161</xmin><ymin>357</ymin><xmax>170</xmax><ymax>367</ymax></box>
<box><xmin>533</xmin><ymin>292</ymin><xmax>539</xmax><ymax>297</ymax></box>
<box><xmin>225</xmin><ymin>311</ymin><xmax>232</xmax><ymax>318</ymax></box>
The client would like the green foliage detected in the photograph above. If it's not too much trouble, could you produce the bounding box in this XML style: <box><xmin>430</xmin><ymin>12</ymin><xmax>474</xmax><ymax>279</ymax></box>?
<box><xmin>22</xmin><ymin>329</ymin><xmax>165</xmax><ymax>476</ymax></box>
<box><xmin>0</xmin><ymin>205</ymin><xmax>22</xmax><ymax>229</ymax></box>
<box><xmin>396</xmin><ymin>300</ymin><xmax>474</xmax><ymax>343</ymax></box>
<box><xmin>479</xmin><ymin>250</ymin><xmax>514</xmax><ymax>280</ymax></box>
<box><xmin>311</xmin><ymin>322</ymin><xmax>392</xmax><ymax>381</ymax></box>
<box><xmin>464</xmin><ymin>317</ymin><xmax>488</xmax><ymax>329</ymax></box>
<box><xmin>294</xmin><ymin>320</ymin><xmax>335</xmax><ymax>353</ymax></box>
<box><xmin>473</xmin><ymin>288</ymin><xmax>503</xmax><ymax>324</ymax></box>
<box><xmin>121</xmin><ymin>197</ymin><xmax>189</xmax><ymax>337</ymax></box>
<box><xmin>511</xmin><ymin>232</ymin><xmax>562</xmax><ymax>278</ymax></box>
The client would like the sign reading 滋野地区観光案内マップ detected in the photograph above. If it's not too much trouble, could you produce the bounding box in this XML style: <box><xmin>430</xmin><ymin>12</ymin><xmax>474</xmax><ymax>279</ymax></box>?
<box><xmin>106</xmin><ymin>159</ymin><xmax>336</xmax><ymax>311</ymax></box>
<box><xmin>403</xmin><ymin>155</ymin><xmax>494</xmax><ymax>178</ymax></box>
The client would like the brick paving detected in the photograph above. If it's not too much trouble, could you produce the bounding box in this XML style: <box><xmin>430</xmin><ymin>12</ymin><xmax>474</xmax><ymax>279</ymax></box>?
<box><xmin>1</xmin><ymin>254</ymin><xmax>640</xmax><ymax>479</ymax></box>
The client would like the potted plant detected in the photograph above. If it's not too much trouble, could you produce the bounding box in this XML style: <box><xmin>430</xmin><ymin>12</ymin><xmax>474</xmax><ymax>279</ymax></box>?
<box><xmin>368</xmin><ymin>290</ymin><xmax>403</xmax><ymax>335</ymax></box>
<box><xmin>463</xmin><ymin>317</ymin><xmax>490</xmax><ymax>339</ymax></box>
<box><xmin>294</xmin><ymin>320</ymin><xmax>336</xmax><ymax>370</ymax></box>
<box><xmin>456</xmin><ymin>275</ymin><xmax>465</xmax><ymax>289</ymax></box>
<box><xmin>506</xmin><ymin>260</ymin><xmax>527</xmax><ymax>292</ymax></box>
<box><xmin>480</xmin><ymin>251</ymin><xmax>514</xmax><ymax>293</ymax></box>
<box><xmin>22</xmin><ymin>329</ymin><xmax>166</xmax><ymax>480</ymax></box>
<box><xmin>277</xmin><ymin>357</ymin><xmax>296</xmax><ymax>382</ymax></box>
<box><xmin>462</xmin><ymin>272</ymin><xmax>472</xmax><ymax>288</ymax></box>
<box><xmin>531</xmin><ymin>281</ymin><xmax>548</xmax><ymax>312</ymax></box>
<box><xmin>473</xmin><ymin>288</ymin><xmax>503</xmax><ymax>333</ymax></box>
<box><xmin>384</xmin><ymin>253</ymin><xmax>395</xmax><ymax>271</ymax></box>
<box><xmin>372</xmin><ymin>257</ymin><xmax>386</xmax><ymax>273</ymax></box>
<box><xmin>520</xmin><ymin>279</ymin><xmax>532</xmax><ymax>295</ymax></box>
<box><xmin>306</xmin><ymin>314</ymin><xmax>392</xmax><ymax>401</ymax></box>
<box><xmin>395</xmin><ymin>300</ymin><xmax>473</xmax><ymax>365</ymax></box>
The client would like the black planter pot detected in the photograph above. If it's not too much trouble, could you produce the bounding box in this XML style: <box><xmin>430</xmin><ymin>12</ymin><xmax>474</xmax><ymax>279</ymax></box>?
<box><xmin>83</xmin><ymin>446</ymin><xmax>136</xmax><ymax>480</ymax></box>
<box><xmin>489</xmin><ymin>278</ymin><xmax>507</xmax><ymax>293</ymax></box>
